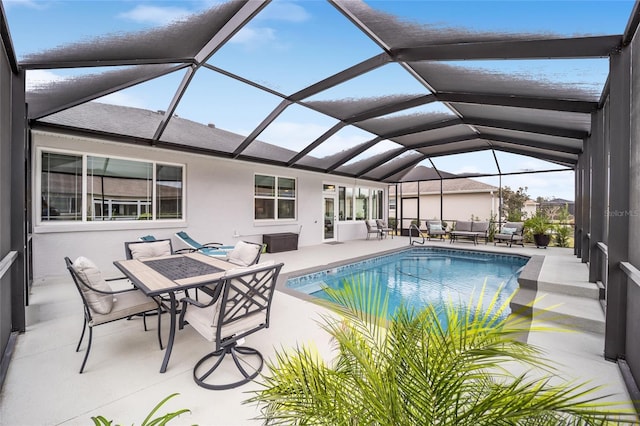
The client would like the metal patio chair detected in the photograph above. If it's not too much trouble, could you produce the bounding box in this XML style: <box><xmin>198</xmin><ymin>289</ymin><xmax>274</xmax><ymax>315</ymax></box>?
<box><xmin>65</xmin><ymin>256</ymin><xmax>163</xmax><ymax>373</ymax></box>
<box><xmin>179</xmin><ymin>261</ymin><xmax>284</xmax><ymax>389</ymax></box>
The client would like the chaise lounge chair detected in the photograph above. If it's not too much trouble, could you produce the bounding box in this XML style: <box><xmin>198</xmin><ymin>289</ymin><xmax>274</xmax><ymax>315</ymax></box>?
<box><xmin>175</xmin><ymin>231</ymin><xmax>235</xmax><ymax>256</ymax></box>
<box><xmin>494</xmin><ymin>222</ymin><xmax>525</xmax><ymax>247</ymax></box>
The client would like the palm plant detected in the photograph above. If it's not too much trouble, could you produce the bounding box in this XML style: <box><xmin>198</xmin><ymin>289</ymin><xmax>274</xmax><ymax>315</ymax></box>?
<box><xmin>246</xmin><ymin>278</ymin><xmax>635</xmax><ymax>425</ymax></box>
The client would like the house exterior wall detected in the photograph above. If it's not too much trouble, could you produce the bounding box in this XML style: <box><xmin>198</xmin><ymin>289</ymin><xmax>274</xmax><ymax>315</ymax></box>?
<box><xmin>31</xmin><ymin>131</ymin><xmax>386</xmax><ymax>279</ymax></box>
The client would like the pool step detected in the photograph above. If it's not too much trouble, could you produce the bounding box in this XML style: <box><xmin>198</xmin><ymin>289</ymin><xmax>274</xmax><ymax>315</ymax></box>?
<box><xmin>511</xmin><ymin>288</ymin><xmax>605</xmax><ymax>334</ymax></box>
<box><xmin>511</xmin><ymin>256</ymin><xmax>605</xmax><ymax>334</ymax></box>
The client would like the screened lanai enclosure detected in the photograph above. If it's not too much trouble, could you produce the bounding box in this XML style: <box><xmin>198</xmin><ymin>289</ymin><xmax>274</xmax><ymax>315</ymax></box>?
<box><xmin>1</xmin><ymin>0</ymin><xmax>640</xmax><ymax>408</ymax></box>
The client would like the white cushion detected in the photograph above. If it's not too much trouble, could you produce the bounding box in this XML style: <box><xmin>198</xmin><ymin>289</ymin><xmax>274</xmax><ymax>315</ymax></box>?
<box><xmin>501</xmin><ymin>227</ymin><xmax>517</xmax><ymax>235</ymax></box>
<box><xmin>184</xmin><ymin>261</ymin><xmax>276</xmax><ymax>341</ymax></box>
<box><xmin>128</xmin><ymin>241</ymin><xmax>172</xmax><ymax>259</ymax></box>
<box><xmin>227</xmin><ymin>241</ymin><xmax>261</xmax><ymax>266</ymax></box>
<box><xmin>73</xmin><ymin>256</ymin><xmax>114</xmax><ymax>314</ymax></box>
<box><xmin>429</xmin><ymin>223</ymin><xmax>442</xmax><ymax>231</ymax></box>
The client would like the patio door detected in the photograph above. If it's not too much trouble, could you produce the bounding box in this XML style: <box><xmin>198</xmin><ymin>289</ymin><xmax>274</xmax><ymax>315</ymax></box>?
<box><xmin>323</xmin><ymin>194</ymin><xmax>337</xmax><ymax>242</ymax></box>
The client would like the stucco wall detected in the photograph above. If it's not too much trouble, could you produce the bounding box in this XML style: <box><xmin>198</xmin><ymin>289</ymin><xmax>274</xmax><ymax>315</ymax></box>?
<box><xmin>32</xmin><ymin>131</ymin><xmax>386</xmax><ymax>279</ymax></box>
<box><xmin>392</xmin><ymin>192</ymin><xmax>497</xmax><ymax>229</ymax></box>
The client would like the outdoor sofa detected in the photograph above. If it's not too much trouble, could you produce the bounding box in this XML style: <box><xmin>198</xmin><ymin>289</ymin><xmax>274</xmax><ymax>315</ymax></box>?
<box><xmin>449</xmin><ymin>220</ymin><xmax>490</xmax><ymax>245</ymax></box>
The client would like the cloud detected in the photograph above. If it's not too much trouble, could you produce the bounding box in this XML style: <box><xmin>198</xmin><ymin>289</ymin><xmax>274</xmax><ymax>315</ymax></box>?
<box><xmin>229</xmin><ymin>26</ymin><xmax>277</xmax><ymax>48</ymax></box>
<box><xmin>255</xmin><ymin>1</ymin><xmax>311</xmax><ymax>23</ymax></box>
<box><xmin>2</xmin><ymin>0</ymin><xmax>46</xmax><ymax>10</ymax></box>
<box><xmin>258</xmin><ymin>121</ymin><xmax>330</xmax><ymax>152</ymax></box>
<box><xmin>26</xmin><ymin>70</ymin><xmax>148</xmax><ymax>109</ymax></box>
<box><xmin>118</xmin><ymin>5</ymin><xmax>192</xmax><ymax>26</ymax></box>
<box><xmin>26</xmin><ymin>70</ymin><xmax>65</xmax><ymax>90</ymax></box>
<box><xmin>228</xmin><ymin>1</ymin><xmax>310</xmax><ymax>49</ymax></box>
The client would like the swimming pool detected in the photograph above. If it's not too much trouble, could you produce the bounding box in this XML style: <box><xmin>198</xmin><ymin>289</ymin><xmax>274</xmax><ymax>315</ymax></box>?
<box><xmin>286</xmin><ymin>247</ymin><xmax>529</xmax><ymax>317</ymax></box>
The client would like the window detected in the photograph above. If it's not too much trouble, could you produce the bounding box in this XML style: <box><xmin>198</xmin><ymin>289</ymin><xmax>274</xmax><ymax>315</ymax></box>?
<box><xmin>339</xmin><ymin>186</ymin><xmax>353</xmax><ymax>221</ymax></box>
<box><xmin>355</xmin><ymin>187</ymin><xmax>369</xmax><ymax>220</ymax></box>
<box><xmin>254</xmin><ymin>174</ymin><xmax>296</xmax><ymax>220</ymax></box>
<box><xmin>338</xmin><ymin>186</ymin><xmax>385</xmax><ymax>222</ymax></box>
<box><xmin>40</xmin><ymin>150</ymin><xmax>184</xmax><ymax>222</ymax></box>
<box><xmin>371</xmin><ymin>190</ymin><xmax>383</xmax><ymax>219</ymax></box>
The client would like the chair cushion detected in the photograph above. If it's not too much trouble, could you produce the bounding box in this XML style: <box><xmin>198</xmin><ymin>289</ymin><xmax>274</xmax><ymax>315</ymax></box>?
<box><xmin>73</xmin><ymin>256</ymin><xmax>114</xmax><ymax>314</ymax></box>
<box><xmin>504</xmin><ymin>222</ymin><xmax>524</xmax><ymax>233</ymax></box>
<box><xmin>184</xmin><ymin>261</ymin><xmax>276</xmax><ymax>341</ymax></box>
<box><xmin>227</xmin><ymin>241</ymin><xmax>261</xmax><ymax>266</ymax></box>
<box><xmin>90</xmin><ymin>290</ymin><xmax>158</xmax><ymax>326</ymax></box>
<box><xmin>501</xmin><ymin>227</ymin><xmax>517</xmax><ymax>235</ymax></box>
<box><xmin>429</xmin><ymin>222</ymin><xmax>442</xmax><ymax>231</ymax></box>
<box><xmin>128</xmin><ymin>241</ymin><xmax>172</xmax><ymax>259</ymax></box>
<box><xmin>455</xmin><ymin>221</ymin><xmax>472</xmax><ymax>232</ymax></box>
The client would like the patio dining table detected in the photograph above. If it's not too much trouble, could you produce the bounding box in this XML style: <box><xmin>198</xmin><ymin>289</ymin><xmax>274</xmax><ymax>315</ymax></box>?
<box><xmin>114</xmin><ymin>252</ymin><xmax>236</xmax><ymax>373</ymax></box>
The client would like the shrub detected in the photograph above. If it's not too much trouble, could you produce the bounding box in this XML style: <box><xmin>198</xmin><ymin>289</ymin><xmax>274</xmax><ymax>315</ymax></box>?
<box><xmin>247</xmin><ymin>279</ymin><xmax>635</xmax><ymax>425</ymax></box>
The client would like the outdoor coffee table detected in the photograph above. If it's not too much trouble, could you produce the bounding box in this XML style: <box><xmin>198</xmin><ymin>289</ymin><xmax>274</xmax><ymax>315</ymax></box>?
<box><xmin>114</xmin><ymin>252</ymin><xmax>235</xmax><ymax>373</ymax></box>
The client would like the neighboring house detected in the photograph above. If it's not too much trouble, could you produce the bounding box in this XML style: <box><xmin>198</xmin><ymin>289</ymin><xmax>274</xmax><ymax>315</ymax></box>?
<box><xmin>389</xmin><ymin>166</ymin><xmax>499</xmax><ymax>231</ymax></box>
<box><xmin>522</xmin><ymin>199</ymin><xmax>538</xmax><ymax>220</ymax></box>
<box><xmin>539</xmin><ymin>198</ymin><xmax>575</xmax><ymax>219</ymax></box>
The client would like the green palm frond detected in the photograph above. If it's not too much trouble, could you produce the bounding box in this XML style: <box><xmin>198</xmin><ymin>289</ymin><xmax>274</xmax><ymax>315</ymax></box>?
<box><xmin>246</xmin><ymin>276</ymin><xmax>637</xmax><ymax>425</ymax></box>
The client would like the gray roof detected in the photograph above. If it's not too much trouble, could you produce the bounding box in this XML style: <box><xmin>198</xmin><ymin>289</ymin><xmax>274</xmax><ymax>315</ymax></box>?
<box><xmin>19</xmin><ymin>0</ymin><xmax>639</xmax><ymax>183</ymax></box>
<box><xmin>397</xmin><ymin>176</ymin><xmax>499</xmax><ymax>196</ymax></box>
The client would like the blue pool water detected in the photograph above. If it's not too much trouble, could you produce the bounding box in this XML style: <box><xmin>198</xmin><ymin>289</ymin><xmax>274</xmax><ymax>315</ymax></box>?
<box><xmin>286</xmin><ymin>247</ymin><xmax>529</xmax><ymax>317</ymax></box>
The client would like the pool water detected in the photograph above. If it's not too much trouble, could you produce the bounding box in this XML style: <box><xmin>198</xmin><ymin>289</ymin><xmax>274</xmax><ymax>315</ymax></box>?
<box><xmin>286</xmin><ymin>247</ymin><xmax>529</xmax><ymax>318</ymax></box>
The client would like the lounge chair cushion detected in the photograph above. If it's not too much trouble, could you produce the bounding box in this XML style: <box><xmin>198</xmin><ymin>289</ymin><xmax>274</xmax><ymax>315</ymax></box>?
<box><xmin>128</xmin><ymin>241</ymin><xmax>172</xmax><ymax>259</ymax></box>
<box><xmin>72</xmin><ymin>256</ymin><xmax>114</xmax><ymax>314</ymax></box>
<box><xmin>429</xmin><ymin>223</ymin><xmax>443</xmax><ymax>231</ymax></box>
<box><xmin>501</xmin><ymin>227</ymin><xmax>517</xmax><ymax>235</ymax></box>
<box><xmin>227</xmin><ymin>241</ymin><xmax>261</xmax><ymax>266</ymax></box>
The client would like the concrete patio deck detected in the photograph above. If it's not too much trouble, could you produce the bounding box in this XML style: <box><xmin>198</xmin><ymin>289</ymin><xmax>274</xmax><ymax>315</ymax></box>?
<box><xmin>0</xmin><ymin>236</ymin><xmax>634</xmax><ymax>425</ymax></box>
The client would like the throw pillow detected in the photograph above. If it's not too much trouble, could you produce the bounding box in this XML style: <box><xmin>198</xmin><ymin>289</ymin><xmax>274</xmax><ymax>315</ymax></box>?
<box><xmin>128</xmin><ymin>240</ymin><xmax>172</xmax><ymax>259</ymax></box>
<box><xmin>501</xmin><ymin>227</ymin><xmax>517</xmax><ymax>235</ymax></box>
<box><xmin>430</xmin><ymin>223</ymin><xmax>442</xmax><ymax>231</ymax></box>
<box><xmin>228</xmin><ymin>241</ymin><xmax>261</xmax><ymax>266</ymax></box>
<box><xmin>73</xmin><ymin>256</ymin><xmax>114</xmax><ymax>314</ymax></box>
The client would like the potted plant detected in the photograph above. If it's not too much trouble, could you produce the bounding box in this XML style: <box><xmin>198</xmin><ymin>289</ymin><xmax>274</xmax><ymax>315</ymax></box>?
<box><xmin>525</xmin><ymin>213</ymin><xmax>551</xmax><ymax>248</ymax></box>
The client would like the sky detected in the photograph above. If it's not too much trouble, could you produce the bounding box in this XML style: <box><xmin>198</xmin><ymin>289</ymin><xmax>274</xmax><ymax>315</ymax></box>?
<box><xmin>3</xmin><ymin>0</ymin><xmax>637</xmax><ymax>201</ymax></box>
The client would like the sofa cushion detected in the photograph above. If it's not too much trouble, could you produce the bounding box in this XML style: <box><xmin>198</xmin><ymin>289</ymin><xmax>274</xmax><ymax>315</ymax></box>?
<box><xmin>128</xmin><ymin>241</ymin><xmax>172</xmax><ymax>259</ymax></box>
<box><xmin>73</xmin><ymin>256</ymin><xmax>114</xmax><ymax>314</ymax></box>
<box><xmin>227</xmin><ymin>241</ymin><xmax>261</xmax><ymax>266</ymax></box>
<box><xmin>472</xmin><ymin>221</ymin><xmax>489</xmax><ymax>232</ymax></box>
<box><xmin>455</xmin><ymin>221</ymin><xmax>472</xmax><ymax>232</ymax></box>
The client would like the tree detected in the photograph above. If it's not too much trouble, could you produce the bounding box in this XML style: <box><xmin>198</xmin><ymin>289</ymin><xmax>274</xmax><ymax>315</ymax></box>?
<box><xmin>501</xmin><ymin>186</ymin><xmax>529</xmax><ymax>221</ymax></box>
<box><xmin>247</xmin><ymin>279</ymin><xmax>635</xmax><ymax>425</ymax></box>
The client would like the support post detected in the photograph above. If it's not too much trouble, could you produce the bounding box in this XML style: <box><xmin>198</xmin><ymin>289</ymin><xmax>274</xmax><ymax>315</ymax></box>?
<box><xmin>604</xmin><ymin>47</ymin><xmax>631</xmax><ymax>361</ymax></box>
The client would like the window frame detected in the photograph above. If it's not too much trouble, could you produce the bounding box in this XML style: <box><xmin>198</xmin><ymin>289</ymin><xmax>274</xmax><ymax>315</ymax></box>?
<box><xmin>337</xmin><ymin>185</ymin><xmax>385</xmax><ymax>223</ymax></box>
<box><xmin>36</xmin><ymin>147</ymin><xmax>186</xmax><ymax>228</ymax></box>
<box><xmin>253</xmin><ymin>173</ymin><xmax>297</xmax><ymax>222</ymax></box>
